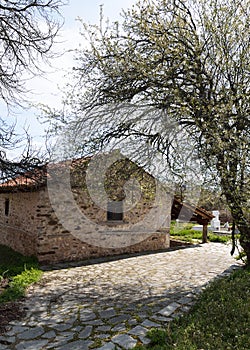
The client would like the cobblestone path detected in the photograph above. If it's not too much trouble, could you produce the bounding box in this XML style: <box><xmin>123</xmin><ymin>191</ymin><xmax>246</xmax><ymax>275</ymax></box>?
<box><xmin>0</xmin><ymin>243</ymin><xmax>242</xmax><ymax>350</ymax></box>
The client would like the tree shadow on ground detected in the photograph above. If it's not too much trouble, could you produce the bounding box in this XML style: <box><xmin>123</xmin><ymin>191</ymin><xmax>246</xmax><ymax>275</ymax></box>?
<box><xmin>40</xmin><ymin>242</ymin><xmax>200</xmax><ymax>272</ymax></box>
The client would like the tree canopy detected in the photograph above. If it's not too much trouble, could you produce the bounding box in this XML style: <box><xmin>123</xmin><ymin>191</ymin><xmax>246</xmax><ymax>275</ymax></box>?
<box><xmin>48</xmin><ymin>0</ymin><xmax>250</xmax><ymax>264</ymax></box>
<box><xmin>0</xmin><ymin>0</ymin><xmax>64</xmax><ymax>180</ymax></box>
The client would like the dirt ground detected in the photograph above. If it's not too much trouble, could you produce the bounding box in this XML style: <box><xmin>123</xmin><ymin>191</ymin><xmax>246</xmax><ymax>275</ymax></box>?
<box><xmin>0</xmin><ymin>301</ymin><xmax>25</xmax><ymax>335</ymax></box>
<box><xmin>0</xmin><ymin>278</ymin><xmax>25</xmax><ymax>335</ymax></box>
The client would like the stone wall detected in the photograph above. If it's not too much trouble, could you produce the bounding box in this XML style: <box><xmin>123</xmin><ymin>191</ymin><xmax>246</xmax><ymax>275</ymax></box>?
<box><xmin>0</xmin><ymin>191</ymin><xmax>39</xmax><ymax>256</ymax></box>
<box><xmin>36</xmin><ymin>187</ymin><xmax>171</xmax><ymax>264</ymax></box>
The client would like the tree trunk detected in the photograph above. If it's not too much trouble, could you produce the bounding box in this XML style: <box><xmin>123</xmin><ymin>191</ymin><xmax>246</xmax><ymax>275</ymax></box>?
<box><xmin>217</xmin><ymin>164</ymin><xmax>250</xmax><ymax>266</ymax></box>
<box><xmin>238</xmin><ymin>224</ymin><xmax>250</xmax><ymax>266</ymax></box>
<box><xmin>224</xmin><ymin>197</ymin><xmax>250</xmax><ymax>266</ymax></box>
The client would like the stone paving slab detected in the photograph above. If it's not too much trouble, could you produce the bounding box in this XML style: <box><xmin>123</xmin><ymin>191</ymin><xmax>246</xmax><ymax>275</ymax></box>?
<box><xmin>158</xmin><ymin>302</ymin><xmax>181</xmax><ymax>317</ymax></box>
<box><xmin>0</xmin><ymin>243</ymin><xmax>242</xmax><ymax>349</ymax></box>
<box><xmin>112</xmin><ymin>334</ymin><xmax>137</xmax><ymax>349</ymax></box>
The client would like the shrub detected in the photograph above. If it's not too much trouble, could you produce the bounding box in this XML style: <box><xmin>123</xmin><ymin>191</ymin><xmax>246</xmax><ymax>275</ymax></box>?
<box><xmin>0</xmin><ymin>245</ymin><xmax>42</xmax><ymax>304</ymax></box>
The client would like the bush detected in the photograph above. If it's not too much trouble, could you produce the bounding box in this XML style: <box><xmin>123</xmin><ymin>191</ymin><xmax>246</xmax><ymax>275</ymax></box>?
<box><xmin>0</xmin><ymin>245</ymin><xmax>42</xmax><ymax>304</ymax></box>
<box><xmin>0</xmin><ymin>268</ymin><xmax>42</xmax><ymax>303</ymax></box>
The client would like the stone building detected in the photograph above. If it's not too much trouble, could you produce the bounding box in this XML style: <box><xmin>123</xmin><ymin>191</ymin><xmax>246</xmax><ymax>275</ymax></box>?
<box><xmin>0</xmin><ymin>156</ymin><xmax>171</xmax><ymax>263</ymax></box>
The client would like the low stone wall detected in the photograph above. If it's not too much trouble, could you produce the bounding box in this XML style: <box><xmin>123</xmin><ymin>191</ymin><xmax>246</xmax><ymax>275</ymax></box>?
<box><xmin>37</xmin><ymin>230</ymin><xmax>170</xmax><ymax>264</ymax></box>
<box><xmin>0</xmin><ymin>224</ymin><xmax>37</xmax><ymax>256</ymax></box>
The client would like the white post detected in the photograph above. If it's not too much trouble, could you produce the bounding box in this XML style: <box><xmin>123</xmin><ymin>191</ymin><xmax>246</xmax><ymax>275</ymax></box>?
<box><xmin>211</xmin><ymin>210</ymin><xmax>220</xmax><ymax>231</ymax></box>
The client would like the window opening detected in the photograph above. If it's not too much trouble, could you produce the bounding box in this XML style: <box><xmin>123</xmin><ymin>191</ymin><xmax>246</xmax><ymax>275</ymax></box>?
<box><xmin>5</xmin><ymin>198</ymin><xmax>10</xmax><ymax>216</ymax></box>
<box><xmin>107</xmin><ymin>201</ymin><xmax>123</xmax><ymax>221</ymax></box>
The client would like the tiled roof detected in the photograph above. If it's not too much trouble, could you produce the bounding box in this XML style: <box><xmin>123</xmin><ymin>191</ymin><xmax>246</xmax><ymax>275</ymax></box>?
<box><xmin>171</xmin><ymin>197</ymin><xmax>214</xmax><ymax>221</ymax></box>
<box><xmin>0</xmin><ymin>157</ymin><xmax>91</xmax><ymax>192</ymax></box>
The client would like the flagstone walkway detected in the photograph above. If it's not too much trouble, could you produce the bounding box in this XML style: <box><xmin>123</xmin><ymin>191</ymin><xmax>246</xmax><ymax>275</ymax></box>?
<box><xmin>0</xmin><ymin>243</ymin><xmax>242</xmax><ymax>350</ymax></box>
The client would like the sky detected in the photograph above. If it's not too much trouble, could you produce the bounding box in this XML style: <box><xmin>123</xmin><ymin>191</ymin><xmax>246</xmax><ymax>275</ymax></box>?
<box><xmin>30</xmin><ymin>0</ymin><xmax>137</xmax><ymax>109</ymax></box>
<box><xmin>2</xmin><ymin>0</ymin><xmax>136</xmax><ymax>156</ymax></box>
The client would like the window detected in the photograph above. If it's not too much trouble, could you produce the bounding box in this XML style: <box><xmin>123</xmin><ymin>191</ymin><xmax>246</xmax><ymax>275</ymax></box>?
<box><xmin>107</xmin><ymin>201</ymin><xmax>123</xmax><ymax>221</ymax></box>
<box><xmin>5</xmin><ymin>198</ymin><xmax>10</xmax><ymax>216</ymax></box>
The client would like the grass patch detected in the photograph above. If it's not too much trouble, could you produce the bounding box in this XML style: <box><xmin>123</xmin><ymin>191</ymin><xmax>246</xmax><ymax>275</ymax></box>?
<box><xmin>0</xmin><ymin>244</ymin><xmax>42</xmax><ymax>304</ymax></box>
<box><xmin>170</xmin><ymin>229</ymin><xmax>203</xmax><ymax>242</ymax></box>
<box><xmin>170</xmin><ymin>221</ymin><xmax>234</xmax><ymax>244</ymax></box>
<box><xmin>133</xmin><ymin>267</ymin><xmax>250</xmax><ymax>350</ymax></box>
<box><xmin>0</xmin><ymin>244</ymin><xmax>39</xmax><ymax>276</ymax></box>
<box><xmin>208</xmin><ymin>233</ymin><xmax>232</xmax><ymax>243</ymax></box>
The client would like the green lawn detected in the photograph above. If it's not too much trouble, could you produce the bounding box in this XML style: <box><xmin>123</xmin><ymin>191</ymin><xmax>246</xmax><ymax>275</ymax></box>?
<box><xmin>0</xmin><ymin>245</ymin><xmax>42</xmax><ymax>304</ymax></box>
<box><xmin>134</xmin><ymin>267</ymin><xmax>250</xmax><ymax>350</ymax></box>
<box><xmin>170</xmin><ymin>221</ymin><xmax>234</xmax><ymax>244</ymax></box>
